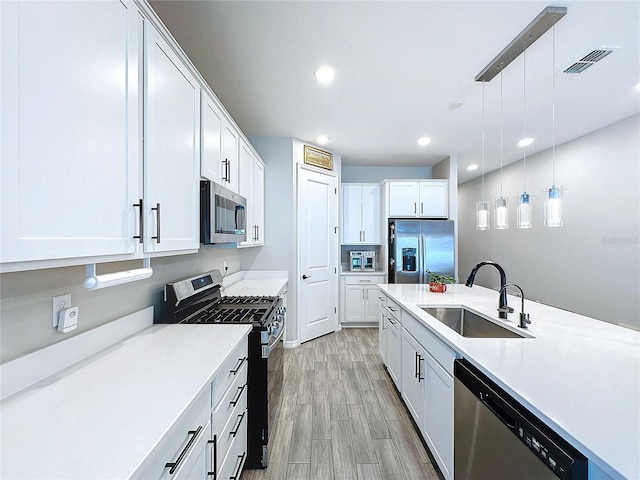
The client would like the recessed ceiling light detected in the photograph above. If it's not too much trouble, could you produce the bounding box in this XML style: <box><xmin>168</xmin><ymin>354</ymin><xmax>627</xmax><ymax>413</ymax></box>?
<box><xmin>449</xmin><ymin>100</ymin><xmax>465</xmax><ymax>109</ymax></box>
<box><xmin>635</xmin><ymin>81</ymin><xmax>640</xmax><ymax>90</ymax></box>
<box><xmin>517</xmin><ymin>137</ymin><xmax>535</xmax><ymax>147</ymax></box>
<box><xmin>417</xmin><ymin>136</ymin><xmax>431</xmax><ymax>146</ymax></box>
<box><xmin>467</xmin><ymin>164</ymin><xmax>479</xmax><ymax>171</ymax></box>
<box><xmin>314</xmin><ymin>65</ymin><xmax>336</xmax><ymax>85</ymax></box>
<box><xmin>316</xmin><ymin>135</ymin><xmax>329</xmax><ymax>145</ymax></box>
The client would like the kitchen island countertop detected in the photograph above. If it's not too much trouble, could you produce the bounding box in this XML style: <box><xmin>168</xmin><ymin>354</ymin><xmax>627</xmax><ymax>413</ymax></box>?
<box><xmin>378</xmin><ymin>283</ymin><xmax>639</xmax><ymax>480</ymax></box>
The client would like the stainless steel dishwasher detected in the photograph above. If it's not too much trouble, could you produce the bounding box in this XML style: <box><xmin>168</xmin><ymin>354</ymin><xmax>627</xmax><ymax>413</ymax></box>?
<box><xmin>454</xmin><ymin>359</ymin><xmax>587</xmax><ymax>480</ymax></box>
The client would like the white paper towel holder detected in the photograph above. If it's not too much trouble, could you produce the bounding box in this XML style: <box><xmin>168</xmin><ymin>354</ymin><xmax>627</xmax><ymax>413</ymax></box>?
<box><xmin>84</xmin><ymin>258</ymin><xmax>153</xmax><ymax>291</ymax></box>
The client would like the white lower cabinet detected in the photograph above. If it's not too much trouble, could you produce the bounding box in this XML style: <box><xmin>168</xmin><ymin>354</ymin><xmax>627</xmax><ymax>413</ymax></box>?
<box><xmin>385</xmin><ymin>311</ymin><xmax>402</xmax><ymax>389</ymax></box>
<box><xmin>423</xmin><ymin>350</ymin><xmax>454</xmax><ymax>480</ymax></box>
<box><xmin>377</xmin><ymin>295</ymin><xmax>388</xmax><ymax>363</ymax></box>
<box><xmin>378</xmin><ymin>291</ymin><xmax>455</xmax><ymax>480</ymax></box>
<box><xmin>341</xmin><ymin>275</ymin><xmax>385</xmax><ymax>326</ymax></box>
<box><xmin>136</xmin><ymin>339</ymin><xmax>248</xmax><ymax>480</ymax></box>
<box><xmin>401</xmin><ymin>328</ymin><xmax>427</xmax><ymax>429</ymax></box>
<box><xmin>163</xmin><ymin>421</ymin><xmax>212</xmax><ymax>480</ymax></box>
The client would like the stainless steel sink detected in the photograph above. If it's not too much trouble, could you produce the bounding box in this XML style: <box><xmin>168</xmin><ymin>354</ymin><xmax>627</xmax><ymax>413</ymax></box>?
<box><xmin>421</xmin><ymin>306</ymin><xmax>526</xmax><ymax>338</ymax></box>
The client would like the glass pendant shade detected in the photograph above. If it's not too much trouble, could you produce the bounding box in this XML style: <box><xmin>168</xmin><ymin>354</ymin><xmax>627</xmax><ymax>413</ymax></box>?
<box><xmin>476</xmin><ymin>201</ymin><xmax>490</xmax><ymax>230</ymax></box>
<box><xmin>544</xmin><ymin>186</ymin><xmax>563</xmax><ymax>227</ymax></box>
<box><xmin>517</xmin><ymin>193</ymin><xmax>532</xmax><ymax>229</ymax></box>
<box><xmin>494</xmin><ymin>197</ymin><xmax>509</xmax><ymax>229</ymax></box>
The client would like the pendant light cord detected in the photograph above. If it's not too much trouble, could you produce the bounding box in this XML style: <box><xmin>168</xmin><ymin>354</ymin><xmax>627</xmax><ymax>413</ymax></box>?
<box><xmin>551</xmin><ymin>23</ymin><xmax>556</xmax><ymax>186</ymax></box>
<box><xmin>499</xmin><ymin>63</ymin><xmax>504</xmax><ymax>197</ymax></box>
<box><xmin>523</xmin><ymin>44</ymin><xmax>527</xmax><ymax>192</ymax></box>
<box><xmin>481</xmin><ymin>82</ymin><xmax>486</xmax><ymax>201</ymax></box>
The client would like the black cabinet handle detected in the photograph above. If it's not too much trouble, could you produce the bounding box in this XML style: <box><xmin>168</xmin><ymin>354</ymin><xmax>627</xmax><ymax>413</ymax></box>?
<box><xmin>229</xmin><ymin>452</ymin><xmax>246</xmax><ymax>480</ymax></box>
<box><xmin>133</xmin><ymin>199</ymin><xmax>143</xmax><ymax>243</ymax></box>
<box><xmin>230</xmin><ymin>384</ymin><xmax>246</xmax><ymax>407</ymax></box>
<box><xmin>417</xmin><ymin>354</ymin><xmax>424</xmax><ymax>382</ymax></box>
<box><xmin>230</xmin><ymin>357</ymin><xmax>246</xmax><ymax>375</ymax></box>
<box><xmin>165</xmin><ymin>425</ymin><xmax>202</xmax><ymax>474</ymax></box>
<box><xmin>151</xmin><ymin>203</ymin><xmax>161</xmax><ymax>243</ymax></box>
<box><xmin>230</xmin><ymin>411</ymin><xmax>246</xmax><ymax>437</ymax></box>
<box><xmin>207</xmin><ymin>434</ymin><xmax>217</xmax><ymax>479</ymax></box>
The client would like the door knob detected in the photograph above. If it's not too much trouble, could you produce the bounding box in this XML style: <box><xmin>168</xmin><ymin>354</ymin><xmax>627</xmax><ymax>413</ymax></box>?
<box><xmin>302</xmin><ymin>274</ymin><xmax>311</xmax><ymax>280</ymax></box>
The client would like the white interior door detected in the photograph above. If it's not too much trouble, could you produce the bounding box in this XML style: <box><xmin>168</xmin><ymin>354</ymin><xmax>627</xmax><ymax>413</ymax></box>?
<box><xmin>298</xmin><ymin>165</ymin><xmax>338</xmax><ymax>343</ymax></box>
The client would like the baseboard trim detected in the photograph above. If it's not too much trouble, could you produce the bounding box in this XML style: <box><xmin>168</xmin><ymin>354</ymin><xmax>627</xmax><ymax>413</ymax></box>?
<box><xmin>284</xmin><ymin>339</ymin><xmax>300</xmax><ymax>349</ymax></box>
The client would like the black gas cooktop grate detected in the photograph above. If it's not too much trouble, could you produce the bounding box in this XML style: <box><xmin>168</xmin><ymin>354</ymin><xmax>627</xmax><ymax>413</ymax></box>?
<box><xmin>186</xmin><ymin>295</ymin><xmax>279</xmax><ymax>325</ymax></box>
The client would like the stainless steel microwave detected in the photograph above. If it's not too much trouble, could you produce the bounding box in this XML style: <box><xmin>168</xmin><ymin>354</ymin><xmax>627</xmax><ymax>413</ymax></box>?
<box><xmin>200</xmin><ymin>181</ymin><xmax>247</xmax><ymax>244</ymax></box>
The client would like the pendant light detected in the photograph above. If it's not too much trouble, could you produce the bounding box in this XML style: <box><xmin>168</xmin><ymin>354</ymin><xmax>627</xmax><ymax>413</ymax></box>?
<box><xmin>476</xmin><ymin>82</ymin><xmax>490</xmax><ymax>230</ymax></box>
<box><xmin>517</xmin><ymin>44</ymin><xmax>532</xmax><ymax>229</ymax></box>
<box><xmin>494</xmin><ymin>64</ymin><xmax>509</xmax><ymax>230</ymax></box>
<box><xmin>545</xmin><ymin>22</ymin><xmax>563</xmax><ymax>227</ymax></box>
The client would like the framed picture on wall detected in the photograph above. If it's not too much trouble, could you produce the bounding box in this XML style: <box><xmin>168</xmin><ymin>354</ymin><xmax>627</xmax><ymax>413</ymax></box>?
<box><xmin>303</xmin><ymin>145</ymin><xmax>333</xmax><ymax>170</ymax></box>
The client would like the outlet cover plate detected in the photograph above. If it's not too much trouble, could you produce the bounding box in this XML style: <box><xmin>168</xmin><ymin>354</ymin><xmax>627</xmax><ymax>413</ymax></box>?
<box><xmin>52</xmin><ymin>294</ymin><xmax>71</xmax><ymax>327</ymax></box>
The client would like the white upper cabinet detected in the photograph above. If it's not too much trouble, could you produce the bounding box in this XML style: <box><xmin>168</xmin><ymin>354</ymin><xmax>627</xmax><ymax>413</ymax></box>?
<box><xmin>200</xmin><ymin>91</ymin><xmax>223</xmax><ymax>184</ymax></box>
<box><xmin>238</xmin><ymin>140</ymin><xmax>265</xmax><ymax>247</ymax></box>
<box><xmin>221</xmin><ymin>120</ymin><xmax>240</xmax><ymax>193</ymax></box>
<box><xmin>342</xmin><ymin>184</ymin><xmax>381</xmax><ymax>244</ymax></box>
<box><xmin>0</xmin><ymin>1</ymin><xmax>142</xmax><ymax>264</ymax></box>
<box><xmin>201</xmin><ymin>89</ymin><xmax>239</xmax><ymax>194</ymax></box>
<box><xmin>388</xmin><ymin>180</ymin><xmax>448</xmax><ymax>218</ymax></box>
<box><xmin>144</xmin><ymin>22</ymin><xmax>200</xmax><ymax>253</ymax></box>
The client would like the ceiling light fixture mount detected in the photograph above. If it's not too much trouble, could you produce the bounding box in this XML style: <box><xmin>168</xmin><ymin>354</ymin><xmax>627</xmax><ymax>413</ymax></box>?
<box><xmin>314</xmin><ymin>65</ymin><xmax>336</xmax><ymax>85</ymax></box>
<box><xmin>316</xmin><ymin>135</ymin><xmax>329</xmax><ymax>145</ymax></box>
<box><xmin>475</xmin><ymin>6</ymin><xmax>566</xmax><ymax>82</ymax></box>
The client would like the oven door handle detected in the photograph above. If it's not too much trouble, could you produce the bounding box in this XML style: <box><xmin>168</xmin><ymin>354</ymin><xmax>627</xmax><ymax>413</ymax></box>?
<box><xmin>266</xmin><ymin>327</ymin><xmax>285</xmax><ymax>357</ymax></box>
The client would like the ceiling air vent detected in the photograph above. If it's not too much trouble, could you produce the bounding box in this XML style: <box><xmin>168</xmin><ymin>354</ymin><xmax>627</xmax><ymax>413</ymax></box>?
<box><xmin>563</xmin><ymin>47</ymin><xmax>615</xmax><ymax>74</ymax></box>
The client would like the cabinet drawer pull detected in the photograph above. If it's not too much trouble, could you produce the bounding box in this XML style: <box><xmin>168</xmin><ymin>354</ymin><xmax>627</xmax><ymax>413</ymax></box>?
<box><xmin>230</xmin><ymin>384</ymin><xmax>247</xmax><ymax>407</ymax></box>
<box><xmin>230</xmin><ymin>357</ymin><xmax>246</xmax><ymax>375</ymax></box>
<box><xmin>151</xmin><ymin>203</ymin><xmax>161</xmax><ymax>243</ymax></box>
<box><xmin>207</xmin><ymin>434</ymin><xmax>217</xmax><ymax>479</ymax></box>
<box><xmin>230</xmin><ymin>452</ymin><xmax>246</xmax><ymax>480</ymax></box>
<box><xmin>421</xmin><ymin>202</ymin><xmax>424</xmax><ymax>214</ymax></box>
<box><xmin>414</xmin><ymin>202</ymin><xmax>417</xmax><ymax>214</ymax></box>
<box><xmin>133</xmin><ymin>199</ymin><xmax>144</xmax><ymax>243</ymax></box>
<box><xmin>388</xmin><ymin>306</ymin><xmax>397</xmax><ymax>312</ymax></box>
<box><xmin>230</xmin><ymin>411</ymin><xmax>246</xmax><ymax>437</ymax></box>
<box><xmin>417</xmin><ymin>354</ymin><xmax>424</xmax><ymax>382</ymax></box>
<box><xmin>165</xmin><ymin>425</ymin><xmax>202</xmax><ymax>474</ymax></box>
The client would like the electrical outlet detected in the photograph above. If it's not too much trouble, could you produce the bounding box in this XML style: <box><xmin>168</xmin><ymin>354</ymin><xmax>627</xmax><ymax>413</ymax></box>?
<box><xmin>52</xmin><ymin>294</ymin><xmax>71</xmax><ymax>327</ymax></box>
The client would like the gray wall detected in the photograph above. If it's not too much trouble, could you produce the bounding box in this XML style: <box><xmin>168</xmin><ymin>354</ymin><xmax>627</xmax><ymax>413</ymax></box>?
<box><xmin>0</xmin><ymin>248</ymin><xmax>242</xmax><ymax>363</ymax></box>
<box><xmin>341</xmin><ymin>165</ymin><xmax>432</xmax><ymax>183</ymax></box>
<box><xmin>458</xmin><ymin>114</ymin><xmax>640</xmax><ymax>328</ymax></box>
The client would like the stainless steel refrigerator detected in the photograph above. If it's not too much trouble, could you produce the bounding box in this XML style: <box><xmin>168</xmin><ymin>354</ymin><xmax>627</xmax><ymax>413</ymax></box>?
<box><xmin>388</xmin><ymin>219</ymin><xmax>455</xmax><ymax>283</ymax></box>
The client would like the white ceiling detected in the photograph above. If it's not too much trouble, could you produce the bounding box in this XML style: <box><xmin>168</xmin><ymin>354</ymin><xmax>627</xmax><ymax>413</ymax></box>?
<box><xmin>149</xmin><ymin>1</ymin><xmax>640</xmax><ymax>184</ymax></box>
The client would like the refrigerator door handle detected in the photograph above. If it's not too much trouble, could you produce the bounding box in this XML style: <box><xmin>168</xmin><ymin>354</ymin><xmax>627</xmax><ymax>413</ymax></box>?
<box><xmin>418</xmin><ymin>233</ymin><xmax>424</xmax><ymax>284</ymax></box>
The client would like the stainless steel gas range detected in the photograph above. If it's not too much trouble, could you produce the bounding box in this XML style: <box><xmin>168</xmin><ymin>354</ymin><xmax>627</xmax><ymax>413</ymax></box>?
<box><xmin>158</xmin><ymin>270</ymin><xmax>285</xmax><ymax>471</ymax></box>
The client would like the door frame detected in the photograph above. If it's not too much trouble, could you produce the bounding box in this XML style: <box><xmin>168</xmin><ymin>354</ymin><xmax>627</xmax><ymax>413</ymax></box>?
<box><xmin>296</xmin><ymin>163</ymin><xmax>340</xmax><ymax>344</ymax></box>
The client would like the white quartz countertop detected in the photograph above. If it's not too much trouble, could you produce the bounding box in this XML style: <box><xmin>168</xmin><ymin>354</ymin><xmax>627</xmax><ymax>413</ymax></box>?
<box><xmin>378</xmin><ymin>283</ymin><xmax>640</xmax><ymax>480</ymax></box>
<box><xmin>0</xmin><ymin>324</ymin><xmax>251</xmax><ymax>479</ymax></box>
<box><xmin>222</xmin><ymin>270</ymin><xmax>288</xmax><ymax>297</ymax></box>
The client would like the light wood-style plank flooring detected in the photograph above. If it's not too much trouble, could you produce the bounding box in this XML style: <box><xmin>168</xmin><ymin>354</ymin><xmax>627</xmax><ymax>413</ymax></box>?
<box><xmin>241</xmin><ymin>328</ymin><xmax>442</xmax><ymax>480</ymax></box>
